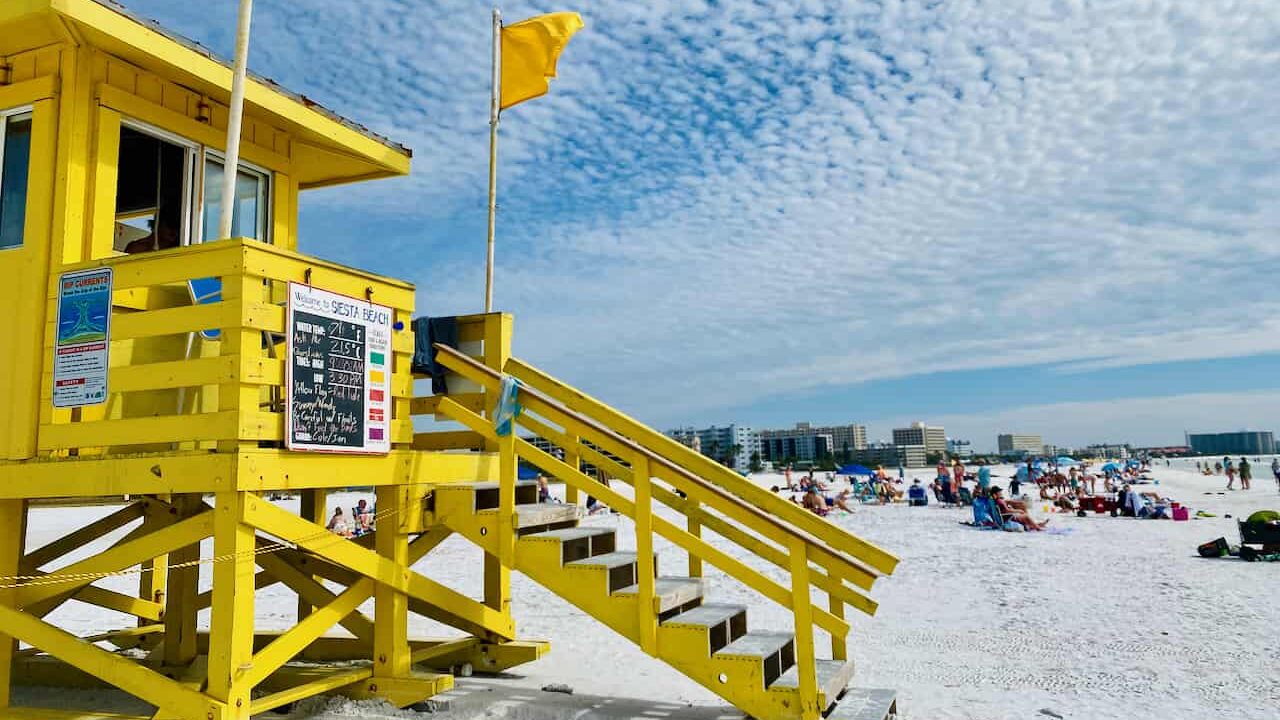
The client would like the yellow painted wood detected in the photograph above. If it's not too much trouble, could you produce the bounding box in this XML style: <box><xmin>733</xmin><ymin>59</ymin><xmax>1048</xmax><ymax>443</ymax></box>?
<box><xmin>0</xmin><ymin>602</ymin><xmax>219</xmax><ymax>719</ymax></box>
<box><xmin>242</xmin><ymin>499</ymin><xmax>515</xmax><ymax>641</ymax></box>
<box><xmin>206</xmin><ymin>492</ymin><xmax>256</xmax><ymax>717</ymax></box>
<box><xmin>244</xmin><ymin>578</ymin><xmax>375</xmax><ymax>689</ymax></box>
<box><xmin>789</xmin><ymin>539</ymin><xmax>820</xmax><ymax>720</ymax></box>
<box><xmin>632</xmin><ymin>455</ymin><xmax>657</xmax><ymax>656</ymax></box>
<box><xmin>37</xmin><ymin>411</ymin><xmax>240</xmax><ymax>451</ymax></box>
<box><xmin>15</xmin><ymin>510</ymin><xmax>213</xmax><ymax>608</ymax></box>
<box><xmin>487</xmin><ymin>432</ymin><xmax>516</xmax><ymax>616</ymax></box>
<box><xmin>296</xmin><ymin>489</ymin><xmax>326</xmax><ymax>622</ymax></box>
<box><xmin>563</xmin><ymin>432</ymin><xmax>581</xmax><ymax>506</ymax></box>
<box><xmin>88</xmin><ymin>105</ymin><xmax>121</xmax><ymax>260</ymax></box>
<box><xmin>829</xmin><ymin>594</ymin><xmax>847</xmax><ymax>662</ymax></box>
<box><xmin>254</xmin><ymin>551</ymin><xmax>375</xmax><ymax>641</ymax></box>
<box><xmin>0</xmin><ymin>500</ymin><xmax>25</xmax><ymax>707</ymax></box>
<box><xmin>373</xmin><ymin>486</ymin><xmax>410</xmax><ymax>678</ymax></box>
<box><xmin>22</xmin><ymin>502</ymin><xmax>144</xmax><ymax>569</ymax></box>
<box><xmin>411</xmin><ymin>430</ymin><xmax>488</xmax><ymax>451</ymax></box>
<box><xmin>0</xmin><ymin>452</ymin><xmax>235</xmax><ymax>499</ymax></box>
<box><xmin>247</xmin><ymin>664</ymin><xmax>371</xmax><ymax>716</ymax></box>
<box><xmin>161</xmin><ymin>499</ymin><xmax>199</xmax><ymax>668</ymax></box>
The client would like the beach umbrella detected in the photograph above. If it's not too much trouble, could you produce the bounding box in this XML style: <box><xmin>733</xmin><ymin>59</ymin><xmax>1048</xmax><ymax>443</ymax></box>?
<box><xmin>1101</xmin><ymin>462</ymin><xmax>1122</xmax><ymax>473</ymax></box>
<box><xmin>1055</xmin><ymin>456</ymin><xmax>1079</xmax><ymax>466</ymax></box>
<box><xmin>1126</xmin><ymin>458</ymin><xmax>1142</xmax><ymax>468</ymax></box>
<box><xmin>518</xmin><ymin>464</ymin><xmax>540</xmax><ymax>480</ymax></box>
<box><xmin>837</xmin><ymin>464</ymin><xmax>875</xmax><ymax>477</ymax></box>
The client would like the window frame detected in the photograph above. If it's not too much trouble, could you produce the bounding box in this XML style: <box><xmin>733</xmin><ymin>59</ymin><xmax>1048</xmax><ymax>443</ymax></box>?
<box><xmin>0</xmin><ymin>105</ymin><xmax>35</xmax><ymax>252</ymax></box>
<box><xmin>198</xmin><ymin>149</ymin><xmax>272</xmax><ymax>244</ymax></box>
<box><xmin>118</xmin><ymin>118</ymin><xmax>200</xmax><ymax>248</ymax></box>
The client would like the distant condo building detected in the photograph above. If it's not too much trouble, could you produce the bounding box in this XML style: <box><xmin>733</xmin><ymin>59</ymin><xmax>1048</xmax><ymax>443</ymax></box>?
<box><xmin>666</xmin><ymin>424</ymin><xmax>760</xmax><ymax>470</ymax></box>
<box><xmin>759</xmin><ymin>422</ymin><xmax>867</xmax><ymax>464</ymax></box>
<box><xmin>893</xmin><ymin>422</ymin><xmax>946</xmax><ymax>458</ymax></box>
<box><xmin>946</xmin><ymin>438</ymin><xmax>973</xmax><ymax>459</ymax></box>
<box><xmin>1187</xmin><ymin>431</ymin><xmax>1276</xmax><ymax>456</ymax></box>
<box><xmin>855</xmin><ymin>442</ymin><xmax>927</xmax><ymax>469</ymax></box>
<box><xmin>1083</xmin><ymin>443</ymin><xmax>1131</xmax><ymax>460</ymax></box>
<box><xmin>997</xmin><ymin>433</ymin><xmax>1044</xmax><ymax>456</ymax></box>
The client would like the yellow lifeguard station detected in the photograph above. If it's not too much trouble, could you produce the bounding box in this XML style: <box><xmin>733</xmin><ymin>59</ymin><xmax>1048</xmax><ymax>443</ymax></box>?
<box><xmin>0</xmin><ymin>2</ymin><xmax>898</xmax><ymax>719</ymax></box>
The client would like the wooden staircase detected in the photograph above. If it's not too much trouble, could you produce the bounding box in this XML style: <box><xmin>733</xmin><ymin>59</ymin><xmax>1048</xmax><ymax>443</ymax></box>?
<box><xmin>425</xmin><ymin>345</ymin><xmax>901</xmax><ymax>720</ymax></box>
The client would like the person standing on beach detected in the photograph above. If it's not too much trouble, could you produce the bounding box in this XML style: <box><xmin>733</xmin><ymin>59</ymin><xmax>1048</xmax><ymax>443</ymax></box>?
<box><xmin>1271</xmin><ymin>457</ymin><xmax>1280</xmax><ymax>491</ymax></box>
<box><xmin>1224</xmin><ymin>456</ymin><xmax>1235</xmax><ymax>490</ymax></box>
<box><xmin>1238</xmin><ymin>457</ymin><xmax>1251</xmax><ymax>490</ymax></box>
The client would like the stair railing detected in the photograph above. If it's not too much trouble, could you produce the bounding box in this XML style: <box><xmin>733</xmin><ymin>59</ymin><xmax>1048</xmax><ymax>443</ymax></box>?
<box><xmin>431</xmin><ymin>345</ymin><xmax>898</xmax><ymax>713</ymax></box>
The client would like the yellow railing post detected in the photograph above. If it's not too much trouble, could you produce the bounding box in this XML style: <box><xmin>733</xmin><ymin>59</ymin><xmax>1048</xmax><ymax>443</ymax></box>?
<box><xmin>297</xmin><ymin>489</ymin><xmax>327</xmax><ymax>623</ymax></box>
<box><xmin>829</xmin><ymin>593</ymin><xmax>847</xmax><ymax>661</ymax></box>
<box><xmin>789</xmin><ymin>537</ymin><xmax>820</xmax><ymax>720</ymax></box>
<box><xmin>218</xmin><ymin>273</ymin><xmax>263</xmax><ymax>453</ymax></box>
<box><xmin>374</xmin><ymin>486</ymin><xmax>410</xmax><ymax>680</ymax></box>
<box><xmin>633</xmin><ymin>454</ymin><xmax>657</xmax><ymax>655</ymax></box>
<box><xmin>686</xmin><ymin>498</ymin><xmax>703</xmax><ymax>578</ymax></box>
<box><xmin>0</xmin><ymin>500</ymin><xmax>25</xmax><ymax>708</ymax></box>
<box><xmin>563</xmin><ymin>433</ymin><xmax>580</xmax><ymax>506</ymax></box>
<box><xmin>486</xmin><ymin>430</ymin><xmax>516</xmax><ymax>616</ymax></box>
<box><xmin>162</xmin><ymin>494</ymin><xmax>202</xmax><ymax>669</ymax></box>
<box><xmin>208</xmin><ymin>491</ymin><xmax>257</xmax><ymax>718</ymax></box>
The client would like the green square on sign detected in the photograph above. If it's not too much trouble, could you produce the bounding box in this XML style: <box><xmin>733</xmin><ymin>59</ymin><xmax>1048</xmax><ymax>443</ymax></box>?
<box><xmin>371</xmin><ymin>351</ymin><xmax>385</xmax><ymax>366</ymax></box>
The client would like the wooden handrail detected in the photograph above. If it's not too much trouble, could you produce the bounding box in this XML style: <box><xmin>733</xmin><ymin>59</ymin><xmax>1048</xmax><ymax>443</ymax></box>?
<box><xmin>433</xmin><ymin>344</ymin><xmax>890</xmax><ymax>589</ymax></box>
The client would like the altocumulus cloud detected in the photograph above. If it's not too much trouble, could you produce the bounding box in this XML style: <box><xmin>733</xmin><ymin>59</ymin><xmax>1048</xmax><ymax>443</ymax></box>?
<box><xmin>125</xmin><ymin>0</ymin><xmax>1280</xmax><ymax>424</ymax></box>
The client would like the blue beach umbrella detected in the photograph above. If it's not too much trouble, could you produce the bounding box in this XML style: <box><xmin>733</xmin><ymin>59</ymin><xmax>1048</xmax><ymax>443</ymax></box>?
<box><xmin>1055</xmin><ymin>456</ymin><xmax>1079</xmax><ymax>466</ymax></box>
<box><xmin>1101</xmin><ymin>462</ymin><xmax>1122</xmax><ymax>473</ymax></box>
<box><xmin>837</xmin><ymin>464</ymin><xmax>875</xmax><ymax>477</ymax></box>
<box><xmin>518</xmin><ymin>464</ymin><xmax>541</xmax><ymax>480</ymax></box>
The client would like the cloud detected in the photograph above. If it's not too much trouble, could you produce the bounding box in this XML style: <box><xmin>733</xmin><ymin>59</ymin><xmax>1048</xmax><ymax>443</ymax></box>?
<box><xmin>123</xmin><ymin>0</ymin><xmax>1280</xmax><ymax>425</ymax></box>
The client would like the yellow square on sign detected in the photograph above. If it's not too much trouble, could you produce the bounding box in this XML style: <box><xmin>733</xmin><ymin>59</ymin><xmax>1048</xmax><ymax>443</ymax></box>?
<box><xmin>370</xmin><ymin>370</ymin><xmax>385</xmax><ymax>384</ymax></box>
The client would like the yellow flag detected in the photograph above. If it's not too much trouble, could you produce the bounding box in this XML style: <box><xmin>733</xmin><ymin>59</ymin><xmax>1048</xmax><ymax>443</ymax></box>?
<box><xmin>500</xmin><ymin>12</ymin><xmax>584</xmax><ymax>110</ymax></box>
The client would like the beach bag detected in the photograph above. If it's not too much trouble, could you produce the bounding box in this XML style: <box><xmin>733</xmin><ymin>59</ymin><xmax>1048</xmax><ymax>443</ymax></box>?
<box><xmin>1197</xmin><ymin>537</ymin><xmax>1229</xmax><ymax>558</ymax></box>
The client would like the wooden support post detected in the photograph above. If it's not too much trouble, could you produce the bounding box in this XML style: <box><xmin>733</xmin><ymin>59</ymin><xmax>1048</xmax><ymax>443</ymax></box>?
<box><xmin>218</xmin><ymin>275</ymin><xmax>264</xmax><ymax>453</ymax></box>
<box><xmin>563</xmin><ymin>434</ymin><xmax>580</xmax><ymax>506</ymax></box>
<box><xmin>482</xmin><ymin>313</ymin><xmax>513</xmax><ymax>616</ymax></box>
<box><xmin>162</xmin><ymin>495</ymin><xmax>201</xmax><ymax>668</ymax></box>
<box><xmin>486</xmin><ymin>431</ymin><xmax>515</xmax><ymax>615</ymax></box>
<box><xmin>633</xmin><ymin>455</ymin><xmax>657</xmax><ymax>655</ymax></box>
<box><xmin>297</xmin><ymin>489</ymin><xmax>326</xmax><ymax>622</ymax></box>
<box><xmin>789</xmin><ymin>538</ymin><xmax>820</xmax><ymax>720</ymax></box>
<box><xmin>686</xmin><ymin>498</ymin><xmax>703</xmax><ymax>578</ymax></box>
<box><xmin>138</xmin><ymin>504</ymin><xmax>169</xmax><ymax>630</ymax></box>
<box><xmin>373</xmin><ymin>486</ymin><xmax>410</xmax><ymax>680</ymax></box>
<box><xmin>0</xmin><ymin>500</ymin><xmax>25</xmax><ymax>708</ymax></box>
<box><xmin>207</xmin><ymin>492</ymin><xmax>257</xmax><ymax>718</ymax></box>
<box><xmin>829</xmin><ymin>593</ymin><xmax>847</xmax><ymax>661</ymax></box>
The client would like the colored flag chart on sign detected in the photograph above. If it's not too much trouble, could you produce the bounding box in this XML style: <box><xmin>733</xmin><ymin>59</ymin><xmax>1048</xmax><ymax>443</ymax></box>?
<box><xmin>53</xmin><ymin>268</ymin><xmax>113</xmax><ymax>408</ymax></box>
<box><xmin>285</xmin><ymin>282</ymin><xmax>393</xmax><ymax>454</ymax></box>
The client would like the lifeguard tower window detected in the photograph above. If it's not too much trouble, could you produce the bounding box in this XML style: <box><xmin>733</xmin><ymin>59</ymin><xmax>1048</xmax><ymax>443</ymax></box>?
<box><xmin>0</xmin><ymin>110</ymin><xmax>33</xmax><ymax>250</ymax></box>
<box><xmin>115</xmin><ymin>125</ymin><xmax>194</xmax><ymax>254</ymax></box>
<box><xmin>201</xmin><ymin>155</ymin><xmax>269</xmax><ymax>242</ymax></box>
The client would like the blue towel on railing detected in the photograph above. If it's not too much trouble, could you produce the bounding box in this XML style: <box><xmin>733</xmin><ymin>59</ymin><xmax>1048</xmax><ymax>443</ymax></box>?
<box><xmin>412</xmin><ymin>316</ymin><xmax>459</xmax><ymax>394</ymax></box>
<box><xmin>494</xmin><ymin>375</ymin><xmax>522</xmax><ymax>437</ymax></box>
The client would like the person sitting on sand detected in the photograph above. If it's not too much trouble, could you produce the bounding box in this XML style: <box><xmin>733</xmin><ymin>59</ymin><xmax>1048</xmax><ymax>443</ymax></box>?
<box><xmin>829</xmin><ymin>489</ymin><xmax>855</xmax><ymax>514</ymax></box>
<box><xmin>802</xmin><ymin>486</ymin><xmax>829</xmax><ymax>516</ymax></box>
<box><xmin>326</xmin><ymin>507</ymin><xmax>353</xmax><ymax>538</ymax></box>
<box><xmin>990</xmin><ymin>486</ymin><xmax>1049</xmax><ymax>531</ymax></box>
<box><xmin>908</xmin><ymin>479</ymin><xmax>928</xmax><ymax>506</ymax></box>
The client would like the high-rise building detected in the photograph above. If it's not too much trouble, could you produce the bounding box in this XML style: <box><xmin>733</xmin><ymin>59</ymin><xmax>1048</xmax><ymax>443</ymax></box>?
<box><xmin>893</xmin><ymin>422</ymin><xmax>946</xmax><ymax>458</ymax></box>
<box><xmin>759</xmin><ymin>422</ymin><xmax>866</xmax><ymax>464</ymax></box>
<box><xmin>1187</xmin><ymin>431</ymin><xmax>1276</xmax><ymax>456</ymax></box>
<box><xmin>666</xmin><ymin>425</ymin><xmax>760</xmax><ymax>470</ymax></box>
<box><xmin>946</xmin><ymin>438</ymin><xmax>973</xmax><ymax>459</ymax></box>
<box><xmin>997</xmin><ymin>433</ymin><xmax>1044</xmax><ymax>456</ymax></box>
<box><xmin>854</xmin><ymin>443</ymin><xmax>927</xmax><ymax>469</ymax></box>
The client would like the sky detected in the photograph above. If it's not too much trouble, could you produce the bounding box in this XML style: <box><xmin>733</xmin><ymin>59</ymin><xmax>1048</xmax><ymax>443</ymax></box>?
<box><xmin>121</xmin><ymin>0</ymin><xmax>1280</xmax><ymax>451</ymax></box>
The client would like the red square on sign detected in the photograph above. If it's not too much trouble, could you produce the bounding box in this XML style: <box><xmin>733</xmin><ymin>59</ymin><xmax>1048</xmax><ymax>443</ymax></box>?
<box><xmin>370</xmin><ymin>389</ymin><xmax>385</xmax><ymax>402</ymax></box>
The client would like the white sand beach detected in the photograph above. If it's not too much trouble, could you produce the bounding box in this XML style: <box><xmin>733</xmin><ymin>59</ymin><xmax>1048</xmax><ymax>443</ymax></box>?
<box><xmin>15</xmin><ymin>461</ymin><xmax>1279</xmax><ymax>719</ymax></box>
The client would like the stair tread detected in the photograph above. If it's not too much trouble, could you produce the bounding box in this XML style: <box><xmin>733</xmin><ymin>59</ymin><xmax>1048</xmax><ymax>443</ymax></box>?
<box><xmin>564</xmin><ymin>551</ymin><xmax>638</xmax><ymax>569</ymax></box>
<box><xmin>614</xmin><ymin>576</ymin><xmax>706</xmax><ymax>611</ymax></box>
<box><xmin>715</xmin><ymin>631</ymin><xmax>794</xmax><ymax>659</ymax></box>
<box><xmin>827</xmin><ymin>688</ymin><xmax>897</xmax><ymax>720</ymax></box>
<box><xmin>662</xmin><ymin>603</ymin><xmax>746</xmax><ymax>628</ymax></box>
<box><xmin>770</xmin><ymin>659</ymin><xmax>856</xmax><ymax>701</ymax></box>
<box><xmin>476</xmin><ymin>503</ymin><xmax>580</xmax><ymax>527</ymax></box>
<box><xmin>522</xmin><ymin>526</ymin><xmax>615</xmax><ymax>543</ymax></box>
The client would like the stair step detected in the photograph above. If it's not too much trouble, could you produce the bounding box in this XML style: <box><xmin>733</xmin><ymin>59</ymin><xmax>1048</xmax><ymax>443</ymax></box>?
<box><xmin>715</xmin><ymin>631</ymin><xmax>796</xmax><ymax>688</ymax></box>
<box><xmin>771</xmin><ymin>659</ymin><xmax>856</xmax><ymax>708</ymax></box>
<box><xmin>454</xmin><ymin>481</ymin><xmax>538</xmax><ymax>491</ymax></box>
<box><xmin>662</xmin><ymin>603</ymin><xmax>746</xmax><ymax>629</ymax></box>
<box><xmin>500</xmin><ymin>503</ymin><xmax>582</xmax><ymax>529</ymax></box>
<box><xmin>615</xmin><ymin>576</ymin><xmax>706</xmax><ymax>613</ymax></box>
<box><xmin>565</xmin><ymin>551</ymin><xmax>639</xmax><ymax>569</ymax></box>
<box><xmin>521</xmin><ymin>526</ymin><xmax>617</xmax><ymax>563</ymax></box>
<box><xmin>827</xmin><ymin>688</ymin><xmax>898</xmax><ymax>720</ymax></box>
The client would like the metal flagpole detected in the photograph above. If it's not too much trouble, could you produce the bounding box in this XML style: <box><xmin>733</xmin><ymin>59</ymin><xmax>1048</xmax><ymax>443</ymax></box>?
<box><xmin>219</xmin><ymin>0</ymin><xmax>254</xmax><ymax>240</ymax></box>
<box><xmin>484</xmin><ymin>7</ymin><xmax>501</xmax><ymax>313</ymax></box>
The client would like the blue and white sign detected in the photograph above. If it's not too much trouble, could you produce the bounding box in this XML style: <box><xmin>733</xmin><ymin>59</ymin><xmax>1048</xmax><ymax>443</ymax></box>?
<box><xmin>53</xmin><ymin>267</ymin><xmax>113</xmax><ymax>408</ymax></box>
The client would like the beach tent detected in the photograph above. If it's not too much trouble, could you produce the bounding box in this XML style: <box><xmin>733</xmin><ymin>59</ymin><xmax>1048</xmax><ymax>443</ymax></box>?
<box><xmin>1101</xmin><ymin>462</ymin><xmax>1122</xmax><ymax>473</ymax></box>
<box><xmin>837</xmin><ymin>464</ymin><xmax>876</xmax><ymax>477</ymax></box>
<box><xmin>1126</xmin><ymin>458</ymin><xmax>1142</xmax><ymax>468</ymax></box>
<box><xmin>1015</xmin><ymin>466</ymin><xmax>1030</xmax><ymax>480</ymax></box>
<box><xmin>1055</xmin><ymin>456</ymin><xmax>1079</xmax><ymax>466</ymax></box>
<box><xmin>518</xmin><ymin>464</ymin><xmax>541</xmax><ymax>480</ymax></box>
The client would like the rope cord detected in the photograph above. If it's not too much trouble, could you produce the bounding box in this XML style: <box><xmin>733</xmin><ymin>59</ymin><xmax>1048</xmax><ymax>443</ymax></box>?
<box><xmin>0</xmin><ymin>503</ymin><xmax>401</xmax><ymax>590</ymax></box>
